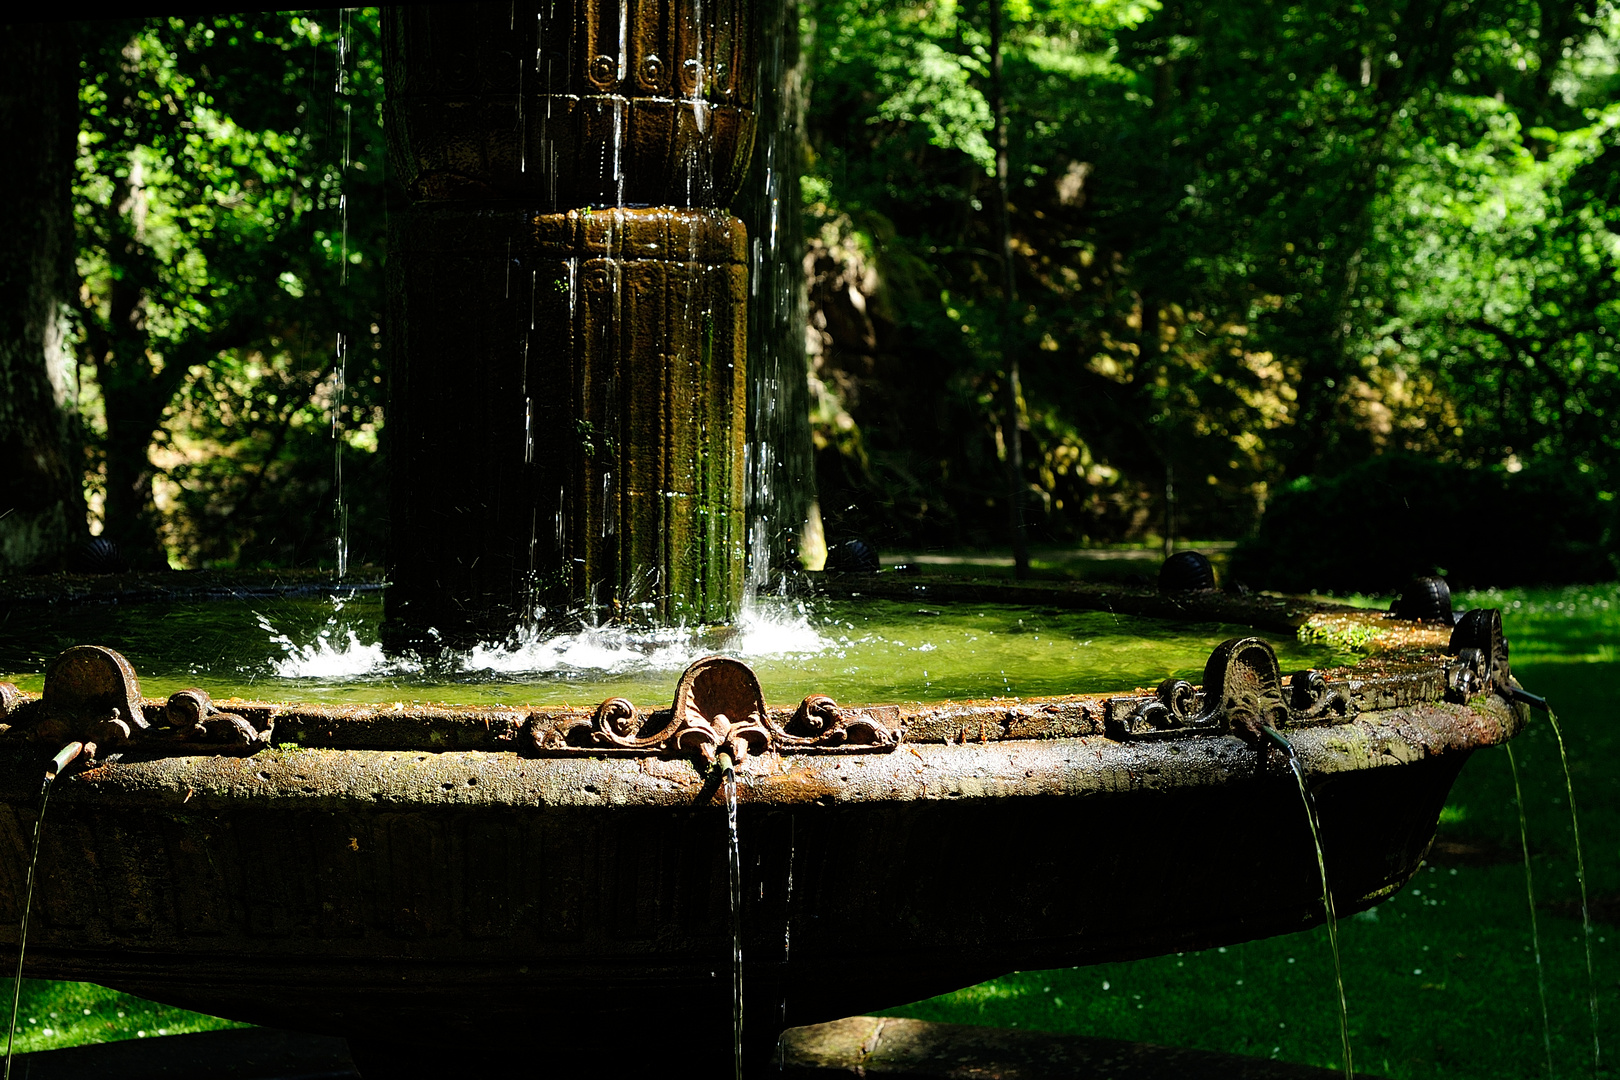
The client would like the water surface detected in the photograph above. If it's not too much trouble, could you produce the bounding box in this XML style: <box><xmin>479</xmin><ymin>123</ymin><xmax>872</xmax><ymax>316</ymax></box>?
<box><xmin>0</xmin><ymin>593</ymin><xmax>1358</xmax><ymax>708</ymax></box>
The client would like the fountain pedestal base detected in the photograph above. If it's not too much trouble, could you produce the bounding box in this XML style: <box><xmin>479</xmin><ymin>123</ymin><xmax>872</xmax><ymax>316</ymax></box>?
<box><xmin>385</xmin><ymin>206</ymin><xmax>747</xmax><ymax>646</ymax></box>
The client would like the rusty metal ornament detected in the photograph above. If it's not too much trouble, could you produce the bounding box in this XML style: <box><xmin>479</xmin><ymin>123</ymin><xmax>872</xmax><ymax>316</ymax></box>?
<box><xmin>526</xmin><ymin>657</ymin><xmax>902</xmax><ymax>764</ymax></box>
<box><xmin>2</xmin><ymin>647</ymin><xmax>269</xmax><ymax>762</ymax></box>
<box><xmin>1107</xmin><ymin>678</ymin><xmax>1205</xmax><ymax>738</ymax></box>
<box><xmin>773</xmin><ymin>694</ymin><xmax>897</xmax><ymax>751</ymax></box>
<box><xmin>1446</xmin><ymin>607</ymin><xmax>1510</xmax><ymax>703</ymax></box>
<box><xmin>37</xmin><ymin>645</ymin><xmax>152</xmax><ymax>757</ymax></box>
<box><xmin>1289</xmin><ymin>669</ymin><xmax>1353</xmax><ymax>724</ymax></box>
<box><xmin>670</xmin><ymin>656</ymin><xmax>771</xmax><ymax>767</ymax></box>
<box><xmin>1106</xmin><ymin>637</ymin><xmax>1356</xmax><ymax>743</ymax></box>
<box><xmin>157</xmin><ymin>688</ymin><xmax>262</xmax><ymax>749</ymax></box>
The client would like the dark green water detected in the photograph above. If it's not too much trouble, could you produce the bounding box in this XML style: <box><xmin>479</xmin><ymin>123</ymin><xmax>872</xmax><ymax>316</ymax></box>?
<box><xmin>0</xmin><ymin>593</ymin><xmax>1357</xmax><ymax>708</ymax></box>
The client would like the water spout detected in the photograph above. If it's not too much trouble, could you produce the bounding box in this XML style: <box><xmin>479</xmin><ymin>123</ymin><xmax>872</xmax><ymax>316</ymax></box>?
<box><xmin>46</xmin><ymin>742</ymin><xmax>83</xmax><ymax>782</ymax></box>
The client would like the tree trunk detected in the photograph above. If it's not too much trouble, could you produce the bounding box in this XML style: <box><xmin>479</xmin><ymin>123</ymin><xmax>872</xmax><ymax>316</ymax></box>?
<box><xmin>0</xmin><ymin>24</ymin><xmax>85</xmax><ymax>573</ymax></box>
<box><xmin>99</xmin><ymin>373</ymin><xmax>170</xmax><ymax>570</ymax></box>
<box><xmin>988</xmin><ymin>0</ymin><xmax>1029</xmax><ymax>578</ymax></box>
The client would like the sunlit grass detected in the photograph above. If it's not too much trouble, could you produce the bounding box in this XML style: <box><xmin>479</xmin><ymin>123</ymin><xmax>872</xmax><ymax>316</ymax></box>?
<box><xmin>0</xmin><ymin>980</ymin><xmax>243</xmax><ymax>1055</ymax></box>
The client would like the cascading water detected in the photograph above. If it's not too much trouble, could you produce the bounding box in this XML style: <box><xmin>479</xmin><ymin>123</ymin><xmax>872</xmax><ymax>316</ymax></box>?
<box><xmin>330</xmin><ymin>9</ymin><xmax>354</xmax><ymax>582</ymax></box>
<box><xmin>723</xmin><ymin>755</ymin><xmax>744</xmax><ymax>1080</ymax></box>
<box><xmin>1544</xmin><ymin>711</ymin><xmax>1601</xmax><ymax>1076</ymax></box>
<box><xmin>1507</xmin><ymin>742</ymin><xmax>1555</xmax><ymax>1079</ymax></box>
<box><xmin>776</xmin><ymin>814</ymin><xmax>794</xmax><ymax>1072</ymax></box>
<box><xmin>331</xmin><ymin>332</ymin><xmax>348</xmax><ymax>581</ymax></box>
<box><xmin>741</xmin><ymin>0</ymin><xmax>816</xmax><ymax>589</ymax></box>
<box><xmin>4</xmin><ymin>743</ymin><xmax>81</xmax><ymax>1080</ymax></box>
<box><xmin>1263</xmin><ymin>726</ymin><xmax>1353</xmax><ymax>1080</ymax></box>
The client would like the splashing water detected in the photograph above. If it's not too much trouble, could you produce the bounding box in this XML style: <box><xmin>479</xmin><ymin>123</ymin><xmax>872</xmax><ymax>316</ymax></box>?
<box><xmin>258</xmin><ymin>596</ymin><xmax>395</xmax><ymax>680</ymax></box>
<box><xmin>3</xmin><ymin>593</ymin><xmax>1350</xmax><ymax>709</ymax></box>
<box><xmin>1264</xmin><ymin>727</ymin><xmax>1353</xmax><ymax>1080</ymax></box>
<box><xmin>263</xmin><ymin>595</ymin><xmax>828</xmax><ymax>685</ymax></box>
<box><xmin>467</xmin><ymin>600</ymin><xmax>829</xmax><ymax>676</ymax></box>
<box><xmin>1544</xmin><ymin>710</ymin><xmax>1601</xmax><ymax>1076</ymax></box>
<box><xmin>1507</xmin><ymin>742</ymin><xmax>1555</xmax><ymax>1079</ymax></box>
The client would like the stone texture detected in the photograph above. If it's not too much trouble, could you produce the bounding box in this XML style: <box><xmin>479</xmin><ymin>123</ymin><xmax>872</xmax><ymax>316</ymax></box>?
<box><xmin>385</xmin><ymin>206</ymin><xmax>747</xmax><ymax>642</ymax></box>
<box><xmin>382</xmin><ymin>1</ymin><xmax>758</xmax><ymax>643</ymax></box>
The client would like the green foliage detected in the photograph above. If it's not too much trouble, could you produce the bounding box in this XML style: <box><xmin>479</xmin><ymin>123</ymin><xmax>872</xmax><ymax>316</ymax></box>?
<box><xmin>54</xmin><ymin>1</ymin><xmax>1620</xmax><ymax>577</ymax></box>
<box><xmin>73</xmin><ymin>10</ymin><xmax>387</xmax><ymax>568</ymax></box>
<box><xmin>1228</xmin><ymin>453</ymin><xmax>1617</xmax><ymax>593</ymax></box>
<box><xmin>804</xmin><ymin>0</ymin><xmax>1620</xmax><ymax>562</ymax></box>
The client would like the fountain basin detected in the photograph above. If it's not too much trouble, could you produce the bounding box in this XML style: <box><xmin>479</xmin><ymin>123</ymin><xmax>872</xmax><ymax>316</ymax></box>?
<box><xmin>0</xmin><ymin>594</ymin><xmax>1526</xmax><ymax>1061</ymax></box>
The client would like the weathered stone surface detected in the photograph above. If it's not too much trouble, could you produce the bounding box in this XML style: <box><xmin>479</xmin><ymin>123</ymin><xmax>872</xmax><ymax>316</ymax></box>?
<box><xmin>383</xmin><ymin>1</ymin><xmax>758</xmax><ymax>642</ymax></box>
<box><xmin>385</xmin><ymin>205</ymin><xmax>748</xmax><ymax>642</ymax></box>
<box><xmin>0</xmin><ymin>683</ymin><xmax>1520</xmax><ymax>1051</ymax></box>
<box><xmin>0</xmin><ymin>592</ymin><xmax>1528</xmax><ymax>1061</ymax></box>
<box><xmin>384</xmin><ymin>0</ymin><xmax>757</xmax><ymax>209</ymax></box>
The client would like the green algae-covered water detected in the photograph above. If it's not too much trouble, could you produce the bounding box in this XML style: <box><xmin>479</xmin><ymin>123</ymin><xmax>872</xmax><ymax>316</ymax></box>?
<box><xmin>0</xmin><ymin>593</ymin><xmax>1358</xmax><ymax>707</ymax></box>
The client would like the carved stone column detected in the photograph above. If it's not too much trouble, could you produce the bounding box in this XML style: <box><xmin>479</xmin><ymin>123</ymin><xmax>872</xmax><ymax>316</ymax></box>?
<box><xmin>383</xmin><ymin>1</ymin><xmax>756</xmax><ymax>646</ymax></box>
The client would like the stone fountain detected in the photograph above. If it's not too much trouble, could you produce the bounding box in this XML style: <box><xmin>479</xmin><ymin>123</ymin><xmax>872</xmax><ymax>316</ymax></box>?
<box><xmin>383</xmin><ymin>0</ymin><xmax>757</xmax><ymax>647</ymax></box>
<box><xmin>0</xmin><ymin>3</ymin><xmax>1534</xmax><ymax>1076</ymax></box>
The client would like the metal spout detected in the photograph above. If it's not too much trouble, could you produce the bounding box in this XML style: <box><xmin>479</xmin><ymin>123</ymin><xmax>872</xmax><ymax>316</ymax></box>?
<box><xmin>1510</xmin><ymin>684</ymin><xmax>1550</xmax><ymax>713</ymax></box>
<box><xmin>1259</xmin><ymin>724</ymin><xmax>1294</xmax><ymax>758</ymax></box>
<box><xmin>46</xmin><ymin>741</ymin><xmax>84</xmax><ymax>782</ymax></box>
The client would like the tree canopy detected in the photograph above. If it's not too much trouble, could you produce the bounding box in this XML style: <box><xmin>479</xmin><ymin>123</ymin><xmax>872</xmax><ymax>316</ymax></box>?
<box><xmin>803</xmin><ymin>0</ymin><xmax>1620</xmax><ymax>564</ymax></box>
<box><xmin>72</xmin><ymin>9</ymin><xmax>386</xmax><ymax>569</ymax></box>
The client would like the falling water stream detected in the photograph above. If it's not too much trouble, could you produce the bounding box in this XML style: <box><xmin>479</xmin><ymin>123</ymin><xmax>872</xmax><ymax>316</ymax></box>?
<box><xmin>4</xmin><ymin>744</ymin><xmax>81</xmax><ymax>1080</ymax></box>
<box><xmin>329</xmin><ymin>8</ymin><xmax>354</xmax><ymax>581</ymax></box>
<box><xmin>1507</xmin><ymin>742</ymin><xmax>1555</xmax><ymax>1079</ymax></box>
<box><xmin>1544</xmin><ymin>711</ymin><xmax>1601</xmax><ymax>1076</ymax></box>
<box><xmin>776</xmin><ymin>815</ymin><xmax>794</xmax><ymax>1072</ymax></box>
<box><xmin>722</xmin><ymin>755</ymin><xmax>744</xmax><ymax>1080</ymax></box>
<box><xmin>1263</xmin><ymin>727</ymin><xmax>1353</xmax><ymax>1080</ymax></box>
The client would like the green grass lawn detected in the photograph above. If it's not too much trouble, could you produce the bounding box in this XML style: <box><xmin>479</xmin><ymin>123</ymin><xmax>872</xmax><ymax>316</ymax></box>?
<box><xmin>884</xmin><ymin>584</ymin><xmax>1620</xmax><ymax>1079</ymax></box>
<box><xmin>0</xmin><ymin>979</ymin><xmax>243</xmax><ymax>1055</ymax></box>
